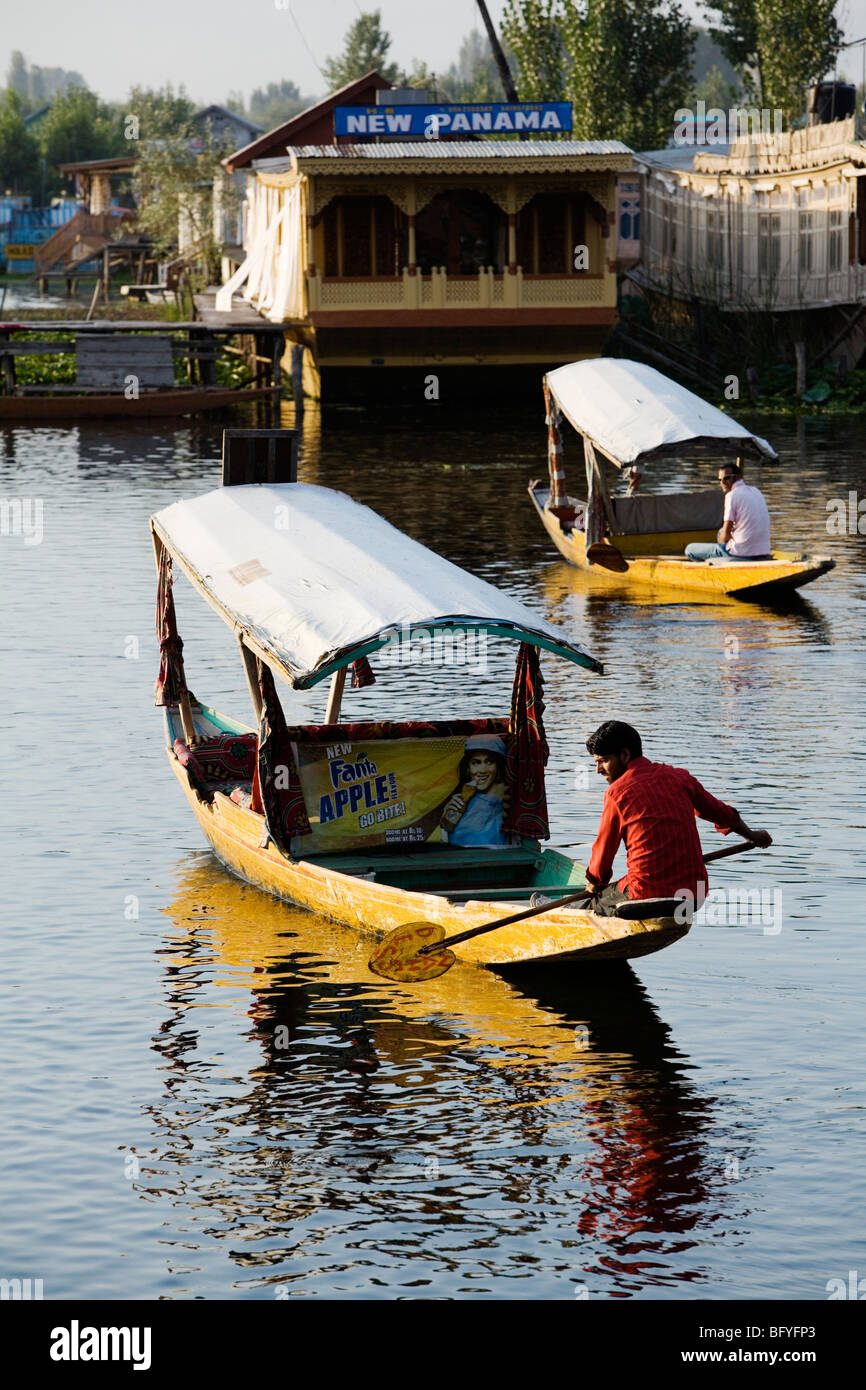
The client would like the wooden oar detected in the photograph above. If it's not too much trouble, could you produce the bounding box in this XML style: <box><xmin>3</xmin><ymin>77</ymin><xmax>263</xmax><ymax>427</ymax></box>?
<box><xmin>368</xmin><ymin>839</ymin><xmax>760</xmax><ymax>983</ymax></box>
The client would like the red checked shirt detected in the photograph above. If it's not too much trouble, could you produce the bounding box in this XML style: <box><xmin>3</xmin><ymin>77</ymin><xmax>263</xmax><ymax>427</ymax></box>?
<box><xmin>586</xmin><ymin>756</ymin><xmax>739</xmax><ymax>901</ymax></box>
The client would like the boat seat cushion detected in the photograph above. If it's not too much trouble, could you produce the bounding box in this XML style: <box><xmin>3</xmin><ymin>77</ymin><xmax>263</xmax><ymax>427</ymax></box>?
<box><xmin>174</xmin><ymin>733</ymin><xmax>257</xmax><ymax>800</ymax></box>
<box><xmin>610</xmin><ymin>490</ymin><xmax>723</xmax><ymax>534</ymax></box>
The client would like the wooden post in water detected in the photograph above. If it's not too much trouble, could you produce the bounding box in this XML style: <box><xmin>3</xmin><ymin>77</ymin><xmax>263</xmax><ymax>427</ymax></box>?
<box><xmin>0</xmin><ymin>332</ymin><xmax>15</xmax><ymax>396</ymax></box>
<box><xmin>272</xmin><ymin>332</ymin><xmax>284</xmax><ymax>414</ymax></box>
<box><xmin>795</xmin><ymin>341</ymin><xmax>807</xmax><ymax>396</ymax></box>
<box><xmin>221</xmin><ymin>428</ymin><xmax>299</xmax><ymax>486</ymax></box>
<box><xmin>291</xmin><ymin>343</ymin><xmax>304</xmax><ymax>425</ymax></box>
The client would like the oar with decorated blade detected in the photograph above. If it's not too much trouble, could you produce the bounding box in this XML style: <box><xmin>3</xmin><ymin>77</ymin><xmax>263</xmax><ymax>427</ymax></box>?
<box><xmin>368</xmin><ymin>839</ymin><xmax>760</xmax><ymax>983</ymax></box>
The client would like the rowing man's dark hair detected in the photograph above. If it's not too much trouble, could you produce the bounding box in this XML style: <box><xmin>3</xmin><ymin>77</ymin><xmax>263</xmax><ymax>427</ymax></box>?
<box><xmin>586</xmin><ymin>721</ymin><xmax>642</xmax><ymax>758</ymax></box>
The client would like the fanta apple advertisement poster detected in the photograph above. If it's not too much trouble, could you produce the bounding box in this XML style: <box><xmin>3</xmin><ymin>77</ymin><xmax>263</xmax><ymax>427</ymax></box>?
<box><xmin>293</xmin><ymin>734</ymin><xmax>510</xmax><ymax>853</ymax></box>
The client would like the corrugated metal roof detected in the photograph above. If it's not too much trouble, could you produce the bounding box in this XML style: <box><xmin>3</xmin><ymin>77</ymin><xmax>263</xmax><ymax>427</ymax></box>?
<box><xmin>285</xmin><ymin>140</ymin><xmax>632</xmax><ymax>159</ymax></box>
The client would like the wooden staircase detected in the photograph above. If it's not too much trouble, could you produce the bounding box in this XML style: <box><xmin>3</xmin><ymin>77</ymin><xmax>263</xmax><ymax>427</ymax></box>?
<box><xmin>33</xmin><ymin>209</ymin><xmax>128</xmax><ymax>278</ymax></box>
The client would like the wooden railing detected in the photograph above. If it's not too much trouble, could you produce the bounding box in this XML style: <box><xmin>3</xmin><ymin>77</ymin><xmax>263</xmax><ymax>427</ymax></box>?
<box><xmin>307</xmin><ymin>266</ymin><xmax>613</xmax><ymax>313</ymax></box>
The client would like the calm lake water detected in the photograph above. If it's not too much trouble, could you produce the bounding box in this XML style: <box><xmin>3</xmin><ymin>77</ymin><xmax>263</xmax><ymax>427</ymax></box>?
<box><xmin>1</xmin><ymin>397</ymin><xmax>864</xmax><ymax>1300</ymax></box>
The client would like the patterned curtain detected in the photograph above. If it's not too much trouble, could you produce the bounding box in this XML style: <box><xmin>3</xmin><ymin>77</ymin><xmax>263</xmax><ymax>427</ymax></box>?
<box><xmin>583</xmin><ymin>438</ymin><xmax>608</xmax><ymax>557</ymax></box>
<box><xmin>257</xmin><ymin>659</ymin><xmax>310</xmax><ymax>853</ymax></box>
<box><xmin>154</xmin><ymin>544</ymin><xmax>188</xmax><ymax>707</ymax></box>
<box><xmin>504</xmin><ymin>643</ymin><xmax>550</xmax><ymax>841</ymax></box>
<box><xmin>543</xmin><ymin>379</ymin><xmax>576</xmax><ymax>525</ymax></box>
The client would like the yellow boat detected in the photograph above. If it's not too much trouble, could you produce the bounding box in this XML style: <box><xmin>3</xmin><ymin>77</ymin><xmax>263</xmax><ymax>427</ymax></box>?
<box><xmin>150</xmin><ymin>431</ymin><xmax>690</xmax><ymax>973</ymax></box>
<box><xmin>532</xmin><ymin>358</ymin><xmax>835</xmax><ymax>599</ymax></box>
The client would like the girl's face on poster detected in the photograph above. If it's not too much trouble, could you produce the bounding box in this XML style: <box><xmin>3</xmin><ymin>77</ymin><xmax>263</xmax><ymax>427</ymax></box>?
<box><xmin>467</xmin><ymin>752</ymin><xmax>498</xmax><ymax>792</ymax></box>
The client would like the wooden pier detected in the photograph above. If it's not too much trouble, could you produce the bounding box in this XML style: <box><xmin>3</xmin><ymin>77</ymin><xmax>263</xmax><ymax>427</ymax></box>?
<box><xmin>0</xmin><ymin>318</ymin><xmax>287</xmax><ymax>420</ymax></box>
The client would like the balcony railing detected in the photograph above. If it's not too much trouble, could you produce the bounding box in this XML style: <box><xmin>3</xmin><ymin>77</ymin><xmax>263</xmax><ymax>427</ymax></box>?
<box><xmin>307</xmin><ymin>266</ymin><xmax>612</xmax><ymax>313</ymax></box>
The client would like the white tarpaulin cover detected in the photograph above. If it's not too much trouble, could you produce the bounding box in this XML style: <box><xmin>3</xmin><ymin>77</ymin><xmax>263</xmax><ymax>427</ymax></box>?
<box><xmin>546</xmin><ymin>359</ymin><xmax>777</xmax><ymax>467</ymax></box>
<box><xmin>215</xmin><ymin>181</ymin><xmax>305</xmax><ymax>321</ymax></box>
<box><xmin>152</xmin><ymin>484</ymin><xmax>602</xmax><ymax>686</ymax></box>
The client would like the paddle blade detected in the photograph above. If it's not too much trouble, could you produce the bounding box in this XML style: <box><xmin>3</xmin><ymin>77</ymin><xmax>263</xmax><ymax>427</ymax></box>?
<box><xmin>368</xmin><ymin>922</ymin><xmax>456</xmax><ymax>983</ymax></box>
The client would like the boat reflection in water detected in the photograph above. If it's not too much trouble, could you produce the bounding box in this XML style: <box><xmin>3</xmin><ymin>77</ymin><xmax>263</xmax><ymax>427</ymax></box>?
<box><xmin>144</xmin><ymin>858</ymin><xmax>745</xmax><ymax>1298</ymax></box>
<box><xmin>540</xmin><ymin>558</ymin><xmax>833</xmax><ymax>700</ymax></box>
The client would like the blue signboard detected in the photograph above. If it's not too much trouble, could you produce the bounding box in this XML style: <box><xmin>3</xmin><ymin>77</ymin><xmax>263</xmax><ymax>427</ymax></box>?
<box><xmin>335</xmin><ymin>102</ymin><xmax>573</xmax><ymax>138</ymax></box>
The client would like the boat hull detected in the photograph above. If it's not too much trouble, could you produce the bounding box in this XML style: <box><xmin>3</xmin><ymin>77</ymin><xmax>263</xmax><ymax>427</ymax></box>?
<box><xmin>529</xmin><ymin>486</ymin><xmax>835</xmax><ymax>598</ymax></box>
<box><xmin>169</xmin><ymin>753</ymin><xmax>689</xmax><ymax>969</ymax></box>
<box><xmin>0</xmin><ymin>386</ymin><xmax>274</xmax><ymax>419</ymax></box>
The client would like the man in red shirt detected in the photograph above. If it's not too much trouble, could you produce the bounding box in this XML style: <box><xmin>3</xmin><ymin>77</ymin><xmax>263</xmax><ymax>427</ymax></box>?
<box><xmin>583</xmin><ymin>721</ymin><xmax>772</xmax><ymax>911</ymax></box>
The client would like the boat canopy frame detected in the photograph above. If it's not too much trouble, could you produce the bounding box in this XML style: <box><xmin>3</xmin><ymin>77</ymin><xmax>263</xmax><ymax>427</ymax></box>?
<box><xmin>544</xmin><ymin>358</ymin><xmax>778</xmax><ymax>472</ymax></box>
<box><xmin>150</xmin><ymin>482</ymin><xmax>604</xmax><ymax>693</ymax></box>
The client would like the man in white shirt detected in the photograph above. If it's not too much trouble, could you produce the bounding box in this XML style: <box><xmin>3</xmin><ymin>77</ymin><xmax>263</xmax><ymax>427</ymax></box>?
<box><xmin>686</xmin><ymin>463</ymin><xmax>772</xmax><ymax>561</ymax></box>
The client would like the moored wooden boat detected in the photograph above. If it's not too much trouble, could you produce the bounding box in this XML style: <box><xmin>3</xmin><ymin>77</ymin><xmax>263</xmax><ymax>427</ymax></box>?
<box><xmin>529</xmin><ymin>484</ymin><xmax>835</xmax><ymax>598</ymax></box>
<box><xmin>533</xmin><ymin>358</ymin><xmax>835</xmax><ymax>599</ymax></box>
<box><xmin>0</xmin><ymin>385</ymin><xmax>273</xmax><ymax>420</ymax></box>
<box><xmin>150</xmin><ymin>430</ymin><xmax>690</xmax><ymax>972</ymax></box>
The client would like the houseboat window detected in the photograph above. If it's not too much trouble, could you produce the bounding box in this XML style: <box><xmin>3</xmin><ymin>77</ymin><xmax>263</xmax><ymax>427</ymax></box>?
<box><xmin>828</xmin><ymin>209</ymin><xmax>843</xmax><ymax>272</ymax></box>
<box><xmin>706</xmin><ymin>209</ymin><xmax>716</xmax><ymax>267</ymax></box>
<box><xmin>798</xmin><ymin>211</ymin><xmax>814</xmax><ymax>274</ymax></box>
<box><xmin>516</xmin><ymin>193</ymin><xmax>588</xmax><ymax>273</ymax></box>
<box><xmin>322</xmin><ymin>196</ymin><xmax>407</xmax><ymax>277</ymax></box>
<box><xmin>619</xmin><ymin>199</ymin><xmax>639</xmax><ymax>240</ymax></box>
<box><xmin>857</xmin><ymin>178</ymin><xmax>866</xmax><ymax>265</ymax></box>
<box><xmin>415</xmin><ymin>190</ymin><xmax>506</xmax><ymax>275</ymax></box>
<box><xmin>758</xmin><ymin>213</ymin><xmax>781</xmax><ymax>280</ymax></box>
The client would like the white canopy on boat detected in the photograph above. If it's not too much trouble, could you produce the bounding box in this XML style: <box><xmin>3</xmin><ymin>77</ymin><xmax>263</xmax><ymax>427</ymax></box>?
<box><xmin>546</xmin><ymin>358</ymin><xmax>777</xmax><ymax>468</ymax></box>
<box><xmin>151</xmin><ymin>483</ymin><xmax>603</xmax><ymax>687</ymax></box>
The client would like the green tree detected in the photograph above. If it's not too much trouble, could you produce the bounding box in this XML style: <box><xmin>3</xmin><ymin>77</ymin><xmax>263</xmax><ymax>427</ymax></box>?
<box><xmin>442</xmin><ymin>29</ymin><xmax>516</xmax><ymax>101</ymax></box>
<box><xmin>322</xmin><ymin>8</ymin><xmax>401</xmax><ymax>90</ymax></box>
<box><xmin>247</xmin><ymin>80</ymin><xmax>308</xmax><ymax>130</ymax></box>
<box><xmin>6</xmin><ymin>49</ymin><xmax>86</xmax><ymax>111</ymax></box>
<box><xmin>705</xmin><ymin>0</ymin><xmax>842</xmax><ymax>122</ymax></box>
<box><xmin>37</xmin><ymin>86</ymin><xmax>123</xmax><ymax>194</ymax></box>
<box><xmin>502</xmin><ymin>0</ymin><xmax>566</xmax><ymax>101</ymax></box>
<box><xmin>0</xmin><ymin>88</ymin><xmax>40</xmax><ymax>195</ymax></box>
<box><xmin>693</xmin><ymin>63</ymin><xmax>740</xmax><ymax>110</ymax></box>
<box><xmin>130</xmin><ymin>95</ymin><xmax>234</xmax><ymax>290</ymax></box>
<box><xmin>505</xmin><ymin>0</ymin><xmax>694</xmax><ymax>148</ymax></box>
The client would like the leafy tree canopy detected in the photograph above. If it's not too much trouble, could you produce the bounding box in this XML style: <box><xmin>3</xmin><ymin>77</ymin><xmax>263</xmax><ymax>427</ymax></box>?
<box><xmin>5</xmin><ymin>50</ymin><xmax>86</xmax><ymax>115</ymax></box>
<box><xmin>36</xmin><ymin>86</ymin><xmax>125</xmax><ymax>196</ymax></box>
<box><xmin>504</xmin><ymin>0</ymin><xmax>695</xmax><ymax>148</ymax></box>
<box><xmin>0</xmin><ymin>88</ymin><xmax>41</xmax><ymax>196</ymax></box>
<box><xmin>322</xmin><ymin>9</ymin><xmax>401</xmax><ymax>90</ymax></box>
<box><xmin>704</xmin><ymin>0</ymin><xmax>842</xmax><ymax>122</ymax></box>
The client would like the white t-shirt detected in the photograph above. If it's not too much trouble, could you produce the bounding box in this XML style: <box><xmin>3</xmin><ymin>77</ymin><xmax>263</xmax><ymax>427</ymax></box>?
<box><xmin>724</xmin><ymin>479</ymin><xmax>771</xmax><ymax>556</ymax></box>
